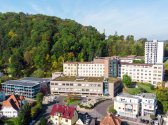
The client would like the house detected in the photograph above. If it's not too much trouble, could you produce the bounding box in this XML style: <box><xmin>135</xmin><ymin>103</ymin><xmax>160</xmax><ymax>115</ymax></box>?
<box><xmin>114</xmin><ymin>93</ymin><xmax>140</xmax><ymax>118</ymax></box>
<box><xmin>50</xmin><ymin>104</ymin><xmax>78</xmax><ymax>125</ymax></box>
<box><xmin>76</xmin><ymin>119</ymin><xmax>84</xmax><ymax>125</ymax></box>
<box><xmin>1</xmin><ymin>95</ymin><xmax>26</xmax><ymax>118</ymax></box>
<box><xmin>114</xmin><ymin>93</ymin><xmax>157</xmax><ymax>119</ymax></box>
<box><xmin>100</xmin><ymin>114</ymin><xmax>122</xmax><ymax>125</ymax></box>
<box><xmin>136</xmin><ymin>93</ymin><xmax>157</xmax><ymax>117</ymax></box>
<box><xmin>76</xmin><ymin>112</ymin><xmax>93</xmax><ymax>125</ymax></box>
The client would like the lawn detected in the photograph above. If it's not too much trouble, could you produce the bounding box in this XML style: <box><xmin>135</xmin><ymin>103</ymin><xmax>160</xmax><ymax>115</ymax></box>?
<box><xmin>124</xmin><ymin>82</ymin><xmax>155</xmax><ymax>95</ymax></box>
<box><xmin>66</xmin><ymin>99</ymin><xmax>80</xmax><ymax>105</ymax></box>
<box><xmin>64</xmin><ymin>97</ymin><xmax>80</xmax><ymax>105</ymax></box>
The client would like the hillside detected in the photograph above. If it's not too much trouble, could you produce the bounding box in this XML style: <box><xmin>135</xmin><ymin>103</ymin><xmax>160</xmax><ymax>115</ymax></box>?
<box><xmin>0</xmin><ymin>12</ymin><xmax>145</xmax><ymax>78</ymax></box>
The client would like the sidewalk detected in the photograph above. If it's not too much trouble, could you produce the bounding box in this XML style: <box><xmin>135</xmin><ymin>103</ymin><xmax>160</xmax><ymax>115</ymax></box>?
<box><xmin>120</xmin><ymin>117</ymin><xmax>147</xmax><ymax>125</ymax></box>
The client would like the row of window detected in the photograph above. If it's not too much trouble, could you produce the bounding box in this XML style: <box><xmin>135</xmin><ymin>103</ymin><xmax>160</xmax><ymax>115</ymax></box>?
<box><xmin>52</xmin><ymin>87</ymin><xmax>102</xmax><ymax>92</ymax></box>
<box><xmin>51</xmin><ymin>82</ymin><xmax>101</xmax><ymax>87</ymax></box>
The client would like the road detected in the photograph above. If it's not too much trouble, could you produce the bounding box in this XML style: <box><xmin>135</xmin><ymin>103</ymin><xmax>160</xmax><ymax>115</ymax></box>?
<box><xmin>34</xmin><ymin>96</ymin><xmax>146</xmax><ymax>125</ymax></box>
<box><xmin>121</xmin><ymin>118</ymin><xmax>147</xmax><ymax>125</ymax></box>
<box><xmin>78</xmin><ymin>99</ymin><xmax>113</xmax><ymax>120</ymax></box>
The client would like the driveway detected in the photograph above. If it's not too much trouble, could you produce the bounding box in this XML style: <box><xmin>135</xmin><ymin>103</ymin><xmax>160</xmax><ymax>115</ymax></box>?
<box><xmin>34</xmin><ymin>96</ymin><xmax>113</xmax><ymax>124</ymax></box>
<box><xmin>78</xmin><ymin>99</ymin><xmax>113</xmax><ymax>120</ymax></box>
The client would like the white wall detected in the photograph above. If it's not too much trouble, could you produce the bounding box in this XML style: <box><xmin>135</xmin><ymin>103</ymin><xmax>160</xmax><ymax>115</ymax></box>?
<box><xmin>1</xmin><ymin>107</ymin><xmax>18</xmax><ymax>117</ymax></box>
<box><xmin>157</xmin><ymin>42</ymin><xmax>164</xmax><ymax>64</ymax></box>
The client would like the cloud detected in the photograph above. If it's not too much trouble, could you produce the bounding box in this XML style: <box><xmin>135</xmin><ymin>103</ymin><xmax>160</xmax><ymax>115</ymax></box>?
<box><xmin>76</xmin><ymin>6</ymin><xmax>168</xmax><ymax>40</ymax></box>
<box><xmin>28</xmin><ymin>2</ymin><xmax>54</xmax><ymax>16</ymax></box>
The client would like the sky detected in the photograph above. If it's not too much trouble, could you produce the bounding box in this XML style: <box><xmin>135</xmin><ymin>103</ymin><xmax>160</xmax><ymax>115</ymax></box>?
<box><xmin>0</xmin><ymin>0</ymin><xmax>168</xmax><ymax>40</ymax></box>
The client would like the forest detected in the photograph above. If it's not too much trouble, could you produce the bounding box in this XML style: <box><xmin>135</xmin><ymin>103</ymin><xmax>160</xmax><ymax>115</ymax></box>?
<box><xmin>0</xmin><ymin>12</ymin><xmax>158</xmax><ymax>78</ymax></box>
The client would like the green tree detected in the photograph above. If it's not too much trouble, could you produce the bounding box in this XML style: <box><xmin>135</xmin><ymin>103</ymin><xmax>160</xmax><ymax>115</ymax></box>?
<box><xmin>156</xmin><ymin>88</ymin><xmax>168</xmax><ymax>113</ymax></box>
<box><xmin>0</xmin><ymin>12</ymin><xmax>146</xmax><ymax>78</ymax></box>
<box><xmin>108</xmin><ymin>105</ymin><xmax>117</xmax><ymax>114</ymax></box>
<box><xmin>164</xmin><ymin>60</ymin><xmax>168</xmax><ymax>70</ymax></box>
<box><xmin>38</xmin><ymin>118</ymin><xmax>47</xmax><ymax>125</ymax></box>
<box><xmin>17</xmin><ymin>103</ymin><xmax>31</xmax><ymax>125</ymax></box>
<box><xmin>7</xmin><ymin>49</ymin><xmax>23</xmax><ymax>77</ymax></box>
<box><xmin>31</xmin><ymin>69</ymin><xmax>45</xmax><ymax>78</ymax></box>
<box><xmin>122</xmin><ymin>74</ymin><xmax>132</xmax><ymax>87</ymax></box>
<box><xmin>36</xmin><ymin>92</ymin><xmax>44</xmax><ymax>103</ymax></box>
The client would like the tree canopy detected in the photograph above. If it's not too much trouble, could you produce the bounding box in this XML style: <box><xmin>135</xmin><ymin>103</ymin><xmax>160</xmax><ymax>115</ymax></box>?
<box><xmin>17</xmin><ymin>103</ymin><xmax>31</xmax><ymax>125</ymax></box>
<box><xmin>0</xmin><ymin>12</ymin><xmax>146</xmax><ymax>78</ymax></box>
<box><xmin>122</xmin><ymin>74</ymin><xmax>132</xmax><ymax>87</ymax></box>
<box><xmin>156</xmin><ymin>88</ymin><xmax>168</xmax><ymax>114</ymax></box>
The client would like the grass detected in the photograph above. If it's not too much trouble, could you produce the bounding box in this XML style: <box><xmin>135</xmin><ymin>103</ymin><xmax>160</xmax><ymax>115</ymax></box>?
<box><xmin>66</xmin><ymin>99</ymin><xmax>80</xmax><ymax>105</ymax></box>
<box><xmin>64</xmin><ymin>97</ymin><xmax>80</xmax><ymax>105</ymax></box>
<box><xmin>124</xmin><ymin>82</ymin><xmax>155</xmax><ymax>95</ymax></box>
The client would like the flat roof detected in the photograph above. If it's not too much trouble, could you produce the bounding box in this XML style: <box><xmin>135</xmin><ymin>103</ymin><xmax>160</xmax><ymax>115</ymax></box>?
<box><xmin>108</xmin><ymin>77</ymin><xmax>119</xmax><ymax>83</ymax></box>
<box><xmin>53</xmin><ymin>76</ymin><xmax>104</xmax><ymax>82</ymax></box>
<box><xmin>2</xmin><ymin>77</ymin><xmax>50</xmax><ymax>87</ymax></box>
<box><xmin>53</xmin><ymin>76</ymin><xmax>118</xmax><ymax>83</ymax></box>
<box><xmin>2</xmin><ymin>80</ymin><xmax>39</xmax><ymax>87</ymax></box>
<box><xmin>121</xmin><ymin>62</ymin><xmax>153</xmax><ymax>66</ymax></box>
<box><xmin>117</xmin><ymin>93</ymin><xmax>139</xmax><ymax>99</ymax></box>
<box><xmin>137</xmin><ymin>93</ymin><xmax>156</xmax><ymax>99</ymax></box>
<box><xmin>64</xmin><ymin>61</ymin><xmax>103</xmax><ymax>64</ymax></box>
<box><xmin>21</xmin><ymin>77</ymin><xmax>50</xmax><ymax>82</ymax></box>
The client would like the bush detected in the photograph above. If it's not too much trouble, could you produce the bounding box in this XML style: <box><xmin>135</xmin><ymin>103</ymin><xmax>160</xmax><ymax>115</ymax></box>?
<box><xmin>122</xmin><ymin>74</ymin><xmax>132</xmax><ymax>87</ymax></box>
<box><xmin>38</xmin><ymin>118</ymin><xmax>47</xmax><ymax>125</ymax></box>
<box><xmin>150</xmin><ymin>114</ymin><xmax>156</xmax><ymax>120</ymax></box>
<box><xmin>36</xmin><ymin>92</ymin><xmax>44</xmax><ymax>103</ymax></box>
<box><xmin>108</xmin><ymin>105</ymin><xmax>117</xmax><ymax>114</ymax></box>
<box><xmin>150</xmin><ymin>85</ymin><xmax>154</xmax><ymax>90</ymax></box>
<box><xmin>31</xmin><ymin>69</ymin><xmax>45</xmax><ymax>78</ymax></box>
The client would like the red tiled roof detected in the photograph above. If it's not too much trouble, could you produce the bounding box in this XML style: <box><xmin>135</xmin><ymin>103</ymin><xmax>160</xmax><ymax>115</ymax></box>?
<box><xmin>2</xmin><ymin>94</ymin><xmax>25</xmax><ymax>111</ymax></box>
<box><xmin>50</xmin><ymin>104</ymin><xmax>76</xmax><ymax>119</ymax></box>
<box><xmin>100</xmin><ymin>114</ymin><xmax>122</xmax><ymax>125</ymax></box>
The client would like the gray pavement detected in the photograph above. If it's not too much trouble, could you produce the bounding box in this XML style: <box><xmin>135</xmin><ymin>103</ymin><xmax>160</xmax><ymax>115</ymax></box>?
<box><xmin>78</xmin><ymin>99</ymin><xmax>113</xmax><ymax>120</ymax></box>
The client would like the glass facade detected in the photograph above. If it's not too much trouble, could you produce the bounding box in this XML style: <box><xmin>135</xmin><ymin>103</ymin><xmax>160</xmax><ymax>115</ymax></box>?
<box><xmin>103</xmin><ymin>79</ymin><xmax>108</xmax><ymax>95</ymax></box>
<box><xmin>2</xmin><ymin>84</ymin><xmax>40</xmax><ymax>98</ymax></box>
<box><xmin>109</xmin><ymin>59</ymin><xmax>119</xmax><ymax>78</ymax></box>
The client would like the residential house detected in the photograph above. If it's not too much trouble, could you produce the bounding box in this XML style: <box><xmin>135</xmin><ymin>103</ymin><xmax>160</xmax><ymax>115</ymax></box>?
<box><xmin>136</xmin><ymin>93</ymin><xmax>157</xmax><ymax>117</ymax></box>
<box><xmin>100</xmin><ymin>114</ymin><xmax>122</xmax><ymax>125</ymax></box>
<box><xmin>1</xmin><ymin>95</ymin><xmax>26</xmax><ymax>117</ymax></box>
<box><xmin>114</xmin><ymin>93</ymin><xmax>140</xmax><ymax>118</ymax></box>
<box><xmin>114</xmin><ymin>93</ymin><xmax>157</xmax><ymax>119</ymax></box>
<box><xmin>50</xmin><ymin>104</ymin><xmax>78</xmax><ymax>125</ymax></box>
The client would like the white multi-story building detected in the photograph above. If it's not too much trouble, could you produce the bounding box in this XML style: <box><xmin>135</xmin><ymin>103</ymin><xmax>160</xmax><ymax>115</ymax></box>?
<box><xmin>114</xmin><ymin>93</ymin><xmax>157</xmax><ymax>119</ymax></box>
<box><xmin>120</xmin><ymin>55</ymin><xmax>144</xmax><ymax>64</ymax></box>
<box><xmin>63</xmin><ymin>62</ymin><xmax>105</xmax><ymax>77</ymax></box>
<box><xmin>63</xmin><ymin>57</ymin><xmax>119</xmax><ymax>78</ymax></box>
<box><xmin>114</xmin><ymin>93</ymin><xmax>140</xmax><ymax>118</ymax></box>
<box><xmin>121</xmin><ymin>63</ymin><xmax>163</xmax><ymax>86</ymax></box>
<box><xmin>136</xmin><ymin>93</ymin><xmax>157</xmax><ymax>117</ymax></box>
<box><xmin>145</xmin><ymin>40</ymin><xmax>164</xmax><ymax>64</ymax></box>
<box><xmin>50</xmin><ymin>76</ymin><xmax>122</xmax><ymax>98</ymax></box>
